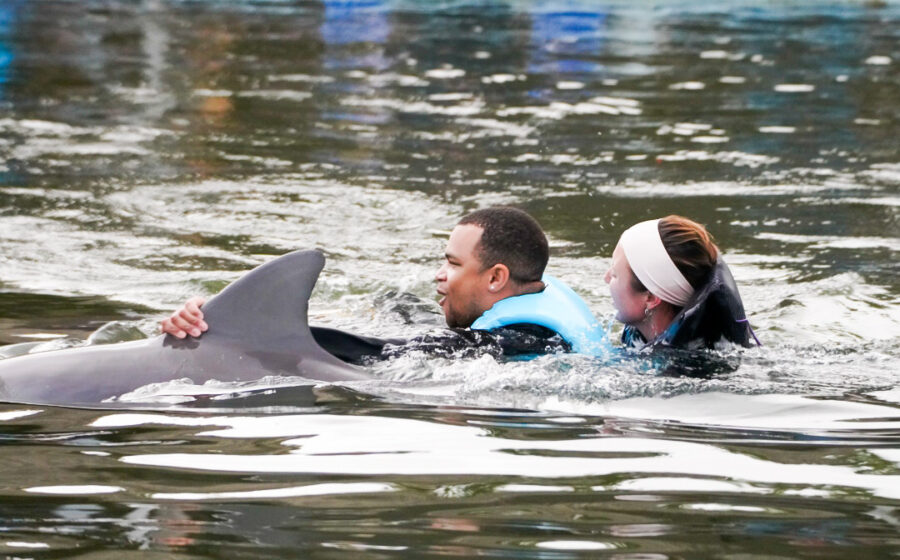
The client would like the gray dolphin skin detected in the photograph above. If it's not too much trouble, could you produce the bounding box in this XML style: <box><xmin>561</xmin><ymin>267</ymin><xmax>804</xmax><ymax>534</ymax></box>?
<box><xmin>0</xmin><ymin>249</ymin><xmax>371</xmax><ymax>406</ymax></box>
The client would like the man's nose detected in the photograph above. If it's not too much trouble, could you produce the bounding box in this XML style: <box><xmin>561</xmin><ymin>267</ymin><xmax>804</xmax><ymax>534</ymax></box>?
<box><xmin>435</xmin><ymin>264</ymin><xmax>447</xmax><ymax>281</ymax></box>
<box><xmin>603</xmin><ymin>268</ymin><xmax>612</xmax><ymax>284</ymax></box>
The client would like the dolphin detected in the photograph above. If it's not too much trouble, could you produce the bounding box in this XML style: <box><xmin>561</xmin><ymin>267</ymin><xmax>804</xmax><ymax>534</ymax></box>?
<box><xmin>0</xmin><ymin>249</ymin><xmax>372</xmax><ymax>406</ymax></box>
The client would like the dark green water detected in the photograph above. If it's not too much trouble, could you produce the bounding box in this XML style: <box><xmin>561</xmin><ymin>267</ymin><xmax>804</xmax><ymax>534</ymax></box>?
<box><xmin>0</xmin><ymin>1</ymin><xmax>898</xmax><ymax>558</ymax></box>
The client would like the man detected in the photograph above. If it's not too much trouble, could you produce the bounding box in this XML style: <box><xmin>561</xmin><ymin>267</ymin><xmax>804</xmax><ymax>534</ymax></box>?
<box><xmin>161</xmin><ymin>207</ymin><xmax>607</xmax><ymax>361</ymax></box>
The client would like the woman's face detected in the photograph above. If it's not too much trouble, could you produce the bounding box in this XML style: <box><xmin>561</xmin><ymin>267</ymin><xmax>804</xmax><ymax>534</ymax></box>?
<box><xmin>604</xmin><ymin>243</ymin><xmax>649</xmax><ymax>325</ymax></box>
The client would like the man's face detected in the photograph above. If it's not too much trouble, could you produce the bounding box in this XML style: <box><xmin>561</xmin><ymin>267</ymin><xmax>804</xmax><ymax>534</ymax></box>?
<box><xmin>435</xmin><ymin>224</ymin><xmax>493</xmax><ymax>328</ymax></box>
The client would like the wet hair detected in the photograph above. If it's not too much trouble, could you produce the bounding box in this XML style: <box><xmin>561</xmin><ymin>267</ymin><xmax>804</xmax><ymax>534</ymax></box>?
<box><xmin>630</xmin><ymin>215</ymin><xmax>719</xmax><ymax>294</ymax></box>
<box><xmin>458</xmin><ymin>207</ymin><xmax>549</xmax><ymax>284</ymax></box>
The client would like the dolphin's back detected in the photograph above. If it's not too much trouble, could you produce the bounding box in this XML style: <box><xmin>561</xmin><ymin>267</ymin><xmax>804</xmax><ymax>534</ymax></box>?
<box><xmin>0</xmin><ymin>250</ymin><xmax>369</xmax><ymax>405</ymax></box>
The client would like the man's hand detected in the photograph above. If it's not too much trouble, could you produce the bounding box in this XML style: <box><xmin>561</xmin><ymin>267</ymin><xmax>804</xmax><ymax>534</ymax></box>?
<box><xmin>160</xmin><ymin>296</ymin><xmax>208</xmax><ymax>339</ymax></box>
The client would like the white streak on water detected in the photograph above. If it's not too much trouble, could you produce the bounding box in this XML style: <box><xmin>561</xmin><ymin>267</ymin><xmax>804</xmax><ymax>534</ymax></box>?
<box><xmin>481</xmin><ymin>73</ymin><xmax>522</xmax><ymax>84</ymax></box>
<box><xmin>864</xmin><ymin>163</ymin><xmax>900</xmax><ymax>183</ymax></box>
<box><xmin>612</xmin><ymin>477</ymin><xmax>767</xmax><ymax>494</ymax></box>
<box><xmin>669</xmin><ymin>81</ymin><xmax>705</xmax><ymax>90</ymax></box>
<box><xmin>192</xmin><ymin>89</ymin><xmax>234</xmax><ymax>97</ymax></box>
<box><xmin>0</xmin><ymin>410</ymin><xmax>42</xmax><ymax>421</ymax></box>
<box><xmin>25</xmin><ymin>485</ymin><xmax>124</xmax><ymax>495</ymax></box>
<box><xmin>497</xmin><ymin>484</ymin><xmax>575</xmax><ymax>493</ymax></box>
<box><xmin>870</xmin><ymin>389</ymin><xmax>900</xmax><ymax>404</ymax></box>
<box><xmin>367</xmin><ymin>73</ymin><xmax>430</xmax><ymax>87</ymax></box>
<box><xmin>700</xmin><ymin>50</ymin><xmax>745</xmax><ymax>61</ymax></box>
<box><xmin>691</xmin><ymin>136</ymin><xmax>730</xmax><ymax>143</ymax></box>
<box><xmin>589</xmin><ymin>96</ymin><xmax>640</xmax><ymax>108</ymax></box>
<box><xmin>5</xmin><ymin>542</ymin><xmax>50</xmax><ymax>549</ymax></box>
<box><xmin>871</xmin><ymin>449</ymin><xmax>900</xmax><ymax>466</ymax></box>
<box><xmin>591</xmin><ymin>179</ymin><xmax>837</xmax><ymax>198</ymax></box>
<box><xmin>536</xmin><ymin>541</ymin><xmax>618</xmax><ymax>550</ymax></box>
<box><xmin>267</xmin><ymin>74</ymin><xmax>335</xmax><ymax>83</ymax></box>
<box><xmin>575</xmin><ymin>393</ymin><xmax>900</xmax><ymax>431</ymax></box>
<box><xmin>682</xmin><ymin>503</ymin><xmax>768</xmax><ymax>513</ymax></box>
<box><xmin>237</xmin><ymin>90</ymin><xmax>312</xmax><ymax>102</ymax></box>
<box><xmin>428</xmin><ymin>93</ymin><xmax>473</xmax><ymax>101</ymax></box>
<box><xmin>152</xmin><ymin>482</ymin><xmax>396</xmax><ymax>500</ymax></box>
<box><xmin>756</xmin><ymin>232</ymin><xmax>900</xmax><ymax>251</ymax></box>
<box><xmin>864</xmin><ymin>56</ymin><xmax>892</xmax><ymax>65</ymax></box>
<box><xmin>759</xmin><ymin>126</ymin><xmax>796</xmax><ymax>133</ymax></box>
<box><xmin>342</xmin><ymin>96</ymin><xmax>484</xmax><ymax>116</ymax></box>
<box><xmin>774</xmin><ymin>84</ymin><xmax>815</xmax><ymax>92</ymax></box>
<box><xmin>654</xmin><ymin>151</ymin><xmax>777</xmax><ymax>166</ymax></box>
<box><xmin>424</xmin><ymin>67</ymin><xmax>465</xmax><ymax>79</ymax></box>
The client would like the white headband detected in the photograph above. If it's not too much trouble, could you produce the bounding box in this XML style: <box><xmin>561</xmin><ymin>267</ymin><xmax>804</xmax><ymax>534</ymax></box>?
<box><xmin>619</xmin><ymin>219</ymin><xmax>695</xmax><ymax>307</ymax></box>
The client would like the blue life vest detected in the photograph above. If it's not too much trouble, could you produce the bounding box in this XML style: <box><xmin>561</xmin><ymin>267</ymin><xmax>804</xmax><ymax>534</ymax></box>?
<box><xmin>470</xmin><ymin>275</ymin><xmax>611</xmax><ymax>356</ymax></box>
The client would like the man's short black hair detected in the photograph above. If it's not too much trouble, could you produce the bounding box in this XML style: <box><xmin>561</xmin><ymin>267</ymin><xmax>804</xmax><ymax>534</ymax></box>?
<box><xmin>458</xmin><ymin>207</ymin><xmax>549</xmax><ymax>283</ymax></box>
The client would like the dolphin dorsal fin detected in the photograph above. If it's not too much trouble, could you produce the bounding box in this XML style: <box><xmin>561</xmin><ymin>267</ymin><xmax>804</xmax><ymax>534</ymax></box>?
<box><xmin>198</xmin><ymin>249</ymin><xmax>325</xmax><ymax>351</ymax></box>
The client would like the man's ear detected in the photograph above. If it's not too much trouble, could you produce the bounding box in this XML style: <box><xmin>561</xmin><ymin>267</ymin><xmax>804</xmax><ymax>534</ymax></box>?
<box><xmin>486</xmin><ymin>264</ymin><xmax>510</xmax><ymax>293</ymax></box>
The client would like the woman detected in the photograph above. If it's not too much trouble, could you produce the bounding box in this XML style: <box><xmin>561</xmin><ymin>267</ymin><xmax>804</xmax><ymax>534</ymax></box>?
<box><xmin>605</xmin><ymin>215</ymin><xmax>758</xmax><ymax>349</ymax></box>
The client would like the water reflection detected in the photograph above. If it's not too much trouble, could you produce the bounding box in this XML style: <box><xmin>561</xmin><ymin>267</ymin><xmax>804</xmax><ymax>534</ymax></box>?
<box><xmin>3</xmin><ymin>393</ymin><xmax>899</xmax><ymax>557</ymax></box>
<box><xmin>1</xmin><ymin>1</ymin><xmax>895</xmax><ymax>185</ymax></box>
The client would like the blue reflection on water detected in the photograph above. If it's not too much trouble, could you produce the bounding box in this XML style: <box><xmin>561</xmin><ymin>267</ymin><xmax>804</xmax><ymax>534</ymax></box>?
<box><xmin>0</xmin><ymin>2</ymin><xmax>19</xmax><ymax>92</ymax></box>
<box><xmin>529</xmin><ymin>1</ymin><xmax>609</xmax><ymax>76</ymax></box>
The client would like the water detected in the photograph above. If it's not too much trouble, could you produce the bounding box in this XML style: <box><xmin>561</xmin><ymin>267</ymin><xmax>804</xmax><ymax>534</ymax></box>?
<box><xmin>1</xmin><ymin>0</ymin><xmax>899</xmax><ymax>557</ymax></box>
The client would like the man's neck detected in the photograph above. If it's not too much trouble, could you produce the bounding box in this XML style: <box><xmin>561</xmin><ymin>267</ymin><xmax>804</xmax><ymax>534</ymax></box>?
<box><xmin>509</xmin><ymin>280</ymin><xmax>545</xmax><ymax>298</ymax></box>
<box><xmin>483</xmin><ymin>280</ymin><xmax>545</xmax><ymax>313</ymax></box>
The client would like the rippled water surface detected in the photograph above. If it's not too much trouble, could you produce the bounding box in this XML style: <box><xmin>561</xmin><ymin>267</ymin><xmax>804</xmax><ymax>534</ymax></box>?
<box><xmin>0</xmin><ymin>1</ymin><xmax>898</xmax><ymax>557</ymax></box>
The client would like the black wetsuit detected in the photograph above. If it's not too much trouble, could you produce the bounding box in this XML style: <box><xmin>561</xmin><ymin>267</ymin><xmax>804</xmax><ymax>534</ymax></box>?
<box><xmin>312</xmin><ymin>324</ymin><xmax>569</xmax><ymax>365</ymax></box>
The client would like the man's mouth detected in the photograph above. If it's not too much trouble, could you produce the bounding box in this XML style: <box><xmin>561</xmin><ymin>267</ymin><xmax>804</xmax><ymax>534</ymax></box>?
<box><xmin>437</xmin><ymin>291</ymin><xmax>446</xmax><ymax>306</ymax></box>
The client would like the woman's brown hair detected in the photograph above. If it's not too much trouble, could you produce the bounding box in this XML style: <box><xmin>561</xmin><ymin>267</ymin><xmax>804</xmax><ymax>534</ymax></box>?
<box><xmin>630</xmin><ymin>215</ymin><xmax>719</xmax><ymax>295</ymax></box>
